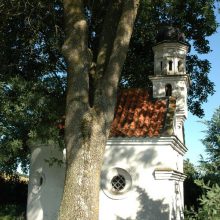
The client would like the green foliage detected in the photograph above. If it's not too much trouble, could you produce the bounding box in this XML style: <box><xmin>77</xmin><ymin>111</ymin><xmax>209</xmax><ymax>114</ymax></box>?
<box><xmin>199</xmin><ymin>106</ymin><xmax>220</xmax><ymax>184</ymax></box>
<box><xmin>0</xmin><ymin>0</ymin><xmax>66</xmax><ymax>174</ymax></box>
<box><xmin>185</xmin><ymin>107</ymin><xmax>220</xmax><ymax>219</ymax></box>
<box><xmin>187</xmin><ymin>55</ymin><xmax>214</xmax><ymax>117</ymax></box>
<box><xmin>185</xmin><ymin>181</ymin><xmax>220</xmax><ymax>220</ymax></box>
<box><xmin>184</xmin><ymin>159</ymin><xmax>203</xmax><ymax>210</ymax></box>
<box><xmin>184</xmin><ymin>159</ymin><xmax>200</xmax><ymax>179</ymax></box>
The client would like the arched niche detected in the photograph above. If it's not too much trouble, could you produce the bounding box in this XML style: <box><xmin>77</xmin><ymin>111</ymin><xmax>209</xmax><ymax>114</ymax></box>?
<box><xmin>165</xmin><ymin>84</ymin><xmax>172</xmax><ymax>96</ymax></box>
<box><xmin>178</xmin><ymin>60</ymin><xmax>184</xmax><ymax>72</ymax></box>
<box><xmin>168</xmin><ymin>61</ymin><xmax>173</xmax><ymax>71</ymax></box>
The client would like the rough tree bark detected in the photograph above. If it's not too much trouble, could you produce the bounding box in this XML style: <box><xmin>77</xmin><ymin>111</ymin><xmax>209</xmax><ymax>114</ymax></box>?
<box><xmin>59</xmin><ymin>1</ymin><xmax>139</xmax><ymax>219</ymax></box>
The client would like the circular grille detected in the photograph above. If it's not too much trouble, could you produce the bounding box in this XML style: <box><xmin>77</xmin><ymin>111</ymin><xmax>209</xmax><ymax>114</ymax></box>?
<box><xmin>101</xmin><ymin>167</ymin><xmax>132</xmax><ymax>199</ymax></box>
<box><xmin>111</xmin><ymin>175</ymin><xmax>126</xmax><ymax>191</ymax></box>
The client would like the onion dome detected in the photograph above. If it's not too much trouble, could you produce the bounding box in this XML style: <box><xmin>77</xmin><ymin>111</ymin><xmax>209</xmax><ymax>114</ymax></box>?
<box><xmin>156</xmin><ymin>26</ymin><xmax>187</xmax><ymax>43</ymax></box>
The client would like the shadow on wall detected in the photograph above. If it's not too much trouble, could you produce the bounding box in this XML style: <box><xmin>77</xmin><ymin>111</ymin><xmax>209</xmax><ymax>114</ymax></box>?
<box><xmin>27</xmin><ymin>144</ymin><xmax>65</xmax><ymax>220</ymax></box>
<box><xmin>116</xmin><ymin>186</ymin><xmax>169</xmax><ymax>220</ymax></box>
<box><xmin>104</xmin><ymin>142</ymin><xmax>161</xmax><ymax>168</ymax></box>
<box><xmin>101</xmin><ymin>142</ymin><xmax>161</xmax><ymax>186</ymax></box>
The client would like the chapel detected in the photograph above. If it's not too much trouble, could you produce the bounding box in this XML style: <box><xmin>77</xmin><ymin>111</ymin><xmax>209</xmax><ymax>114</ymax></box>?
<box><xmin>27</xmin><ymin>26</ymin><xmax>190</xmax><ymax>220</ymax></box>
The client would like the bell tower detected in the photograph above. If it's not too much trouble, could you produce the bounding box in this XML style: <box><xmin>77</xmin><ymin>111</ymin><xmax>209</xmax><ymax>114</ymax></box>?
<box><xmin>150</xmin><ymin>27</ymin><xmax>190</xmax><ymax>142</ymax></box>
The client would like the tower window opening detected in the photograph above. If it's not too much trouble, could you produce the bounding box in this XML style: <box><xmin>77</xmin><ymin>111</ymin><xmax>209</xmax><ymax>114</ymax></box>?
<box><xmin>169</xmin><ymin>61</ymin><xmax>173</xmax><ymax>71</ymax></box>
<box><xmin>39</xmin><ymin>176</ymin><xmax>44</xmax><ymax>186</ymax></box>
<box><xmin>165</xmin><ymin>84</ymin><xmax>172</xmax><ymax>96</ymax></box>
<box><xmin>178</xmin><ymin>60</ymin><xmax>183</xmax><ymax>72</ymax></box>
<box><xmin>160</xmin><ymin>61</ymin><xmax>163</xmax><ymax>71</ymax></box>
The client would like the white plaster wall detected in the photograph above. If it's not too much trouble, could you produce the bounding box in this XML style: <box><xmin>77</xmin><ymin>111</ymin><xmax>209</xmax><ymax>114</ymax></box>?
<box><xmin>27</xmin><ymin>136</ymin><xmax>186</xmax><ymax>220</ymax></box>
<box><xmin>27</xmin><ymin>141</ymin><xmax>65</xmax><ymax>220</ymax></box>
<box><xmin>99</xmin><ymin>137</ymin><xmax>186</xmax><ymax>220</ymax></box>
<box><xmin>150</xmin><ymin>75</ymin><xmax>189</xmax><ymax>109</ymax></box>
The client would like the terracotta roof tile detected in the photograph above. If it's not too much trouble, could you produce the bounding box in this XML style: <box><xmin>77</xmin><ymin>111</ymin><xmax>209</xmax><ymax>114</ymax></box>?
<box><xmin>109</xmin><ymin>89</ymin><xmax>175</xmax><ymax>137</ymax></box>
<box><xmin>57</xmin><ymin>89</ymin><xmax>176</xmax><ymax>138</ymax></box>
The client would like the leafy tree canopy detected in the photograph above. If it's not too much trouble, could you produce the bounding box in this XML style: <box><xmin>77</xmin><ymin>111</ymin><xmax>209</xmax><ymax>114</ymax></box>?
<box><xmin>199</xmin><ymin>106</ymin><xmax>220</xmax><ymax>184</ymax></box>
<box><xmin>0</xmin><ymin>0</ymin><xmax>219</xmax><ymax>173</ymax></box>
<box><xmin>185</xmin><ymin>107</ymin><xmax>220</xmax><ymax>219</ymax></box>
<box><xmin>185</xmin><ymin>181</ymin><xmax>220</xmax><ymax>220</ymax></box>
<box><xmin>184</xmin><ymin>159</ymin><xmax>203</xmax><ymax>210</ymax></box>
<box><xmin>0</xmin><ymin>0</ymin><xmax>66</xmax><ymax>174</ymax></box>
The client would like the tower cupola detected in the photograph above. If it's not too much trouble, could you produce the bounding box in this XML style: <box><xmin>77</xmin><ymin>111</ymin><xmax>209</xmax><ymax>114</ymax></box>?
<box><xmin>153</xmin><ymin>26</ymin><xmax>189</xmax><ymax>76</ymax></box>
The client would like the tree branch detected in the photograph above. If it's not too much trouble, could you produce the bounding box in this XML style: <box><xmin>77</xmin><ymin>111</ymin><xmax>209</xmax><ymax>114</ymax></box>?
<box><xmin>62</xmin><ymin>0</ymin><xmax>92</xmax><ymax>157</ymax></box>
<box><xmin>95</xmin><ymin>0</ymin><xmax>123</xmax><ymax>80</ymax></box>
<box><xmin>62</xmin><ymin>0</ymin><xmax>91</xmax><ymax>108</ymax></box>
<box><xmin>95</xmin><ymin>0</ymin><xmax>140</xmax><ymax>120</ymax></box>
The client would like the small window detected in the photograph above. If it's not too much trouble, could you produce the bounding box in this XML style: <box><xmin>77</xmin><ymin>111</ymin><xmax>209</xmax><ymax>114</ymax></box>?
<box><xmin>160</xmin><ymin>61</ymin><xmax>163</xmax><ymax>71</ymax></box>
<box><xmin>178</xmin><ymin>61</ymin><xmax>181</xmax><ymax>71</ymax></box>
<box><xmin>101</xmin><ymin>167</ymin><xmax>132</xmax><ymax>199</ymax></box>
<box><xmin>39</xmin><ymin>176</ymin><xmax>44</xmax><ymax>186</ymax></box>
<box><xmin>169</xmin><ymin>61</ymin><xmax>173</xmax><ymax>71</ymax></box>
<box><xmin>178</xmin><ymin>60</ymin><xmax>183</xmax><ymax>72</ymax></box>
<box><xmin>165</xmin><ymin>84</ymin><xmax>172</xmax><ymax>96</ymax></box>
<box><xmin>111</xmin><ymin>175</ymin><xmax>126</xmax><ymax>192</ymax></box>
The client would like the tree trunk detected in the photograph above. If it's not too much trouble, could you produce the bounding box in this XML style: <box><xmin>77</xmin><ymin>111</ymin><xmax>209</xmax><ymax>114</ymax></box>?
<box><xmin>59</xmin><ymin>1</ymin><xmax>139</xmax><ymax>219</ymax></box>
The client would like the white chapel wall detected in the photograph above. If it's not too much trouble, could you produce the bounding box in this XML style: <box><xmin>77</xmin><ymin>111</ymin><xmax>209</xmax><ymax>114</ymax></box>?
<box><xmin>27</xmin><ymin>141</ymin><xmax>65</xmax><ymax>220</ymax></box>
<box><xmin>27</xmin><ymin>136</ymin><xmax>186</xmax><ymax>220</ymax></box>
<box><xmin>99</xmin><ymin>137</ymin><xmax>186</xmax><ymax>220</ymax></box>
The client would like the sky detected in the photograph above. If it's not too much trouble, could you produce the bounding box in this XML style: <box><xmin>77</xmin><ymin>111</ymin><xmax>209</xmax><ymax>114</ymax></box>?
<box><xmin>184</xmin><ymin>11</ymin><xmax>220</xmax><ymax>165</ymax></box>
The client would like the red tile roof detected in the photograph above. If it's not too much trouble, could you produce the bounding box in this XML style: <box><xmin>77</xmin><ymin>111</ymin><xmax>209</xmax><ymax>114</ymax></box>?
<box><xmin>57</xmin><ymin>89</ymin><xmax>176</xmax><ymax>138</ymax></box>
<box><xmin>109</xmin><ymin>89</ymin><xmax>176</xmax><ymax>137</ymax></box>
